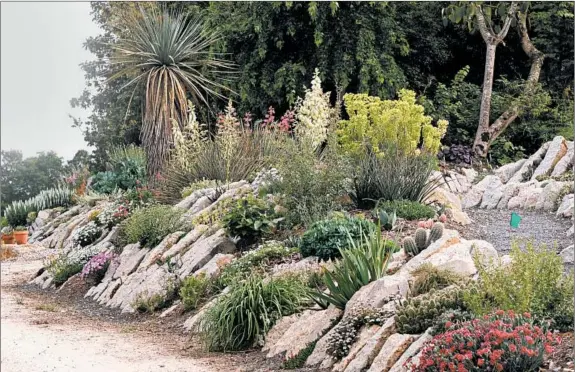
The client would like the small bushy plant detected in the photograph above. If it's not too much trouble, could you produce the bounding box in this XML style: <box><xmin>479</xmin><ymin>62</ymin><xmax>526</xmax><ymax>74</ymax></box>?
<box><xmin>299</xmin><ymin>216</ymin><xmax>376</xmax><ymax>260</ymax></box>
<box><xmin>409</xmin><ymin>263</ymin><xmax>466</xmax><ymax>297</ymax></box>
<box><xmin>409</xmin><ymin>310</ymin><xmax>561</xmax><ymax>372</ymax></box>
<box><xmin>81</xmin><ymin>251</ymin><xmax>117</xmax><ymax>285</ymax></box>
<box><xmin>222</xmin><ymin>194</ymin><xmax>283</xmax><ymax>246</ymax></box>
<box><xmin>95</xmin><ymin>203</ymin><xmax>130</xmax><ymax>228</ymax></box>
<box><xmin>375</xmin><ymin>200</ymin><xmax>435</xmax><ymax>221</ymax></box>
<box><xmin>72</xmin><ymin>222</ymin><xmax>103</xmax><ymax>248</ymax></box>
<box><xmin>118</xmin><ymin>205</ymin><xmax>186</xmax><ymax>248</ymax></box>
<box><xmin>46</xmin><ymin>253</ymin><xmax>84</xmax><ymax>286</ymax></box>
<box><xmin>464</xmin><ymin>240</ymin><xmax>574</xmax><ymax>331</ymax></box>
<box><xmin>198</xmin><ymin>274</ymin><xmax>310</xmax><ymax>351</ymax></box>
<box><xmin>180</xmin><ymin>273</ymin><xmax>211</xmax><ymax>311</ymax></box>
<box><xmin>90</xmin><ymin>145</ymin><xmax>147</xmax><ymax>194</ymax></box>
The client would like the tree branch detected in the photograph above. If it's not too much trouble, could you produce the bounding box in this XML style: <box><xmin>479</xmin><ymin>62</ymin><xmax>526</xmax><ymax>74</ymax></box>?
<box><xmin>475</xmin><ymin>6</ymin><xmax>494</xmax><ymax>43</ymax></box>
<box><xmin>496</xmin><ymin>2</ymin><xmax>518</xmax><ymax>43</ymax></box>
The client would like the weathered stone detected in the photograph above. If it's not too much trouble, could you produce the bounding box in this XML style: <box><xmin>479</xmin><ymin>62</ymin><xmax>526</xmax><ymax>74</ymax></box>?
<box><xmin>189</xmin><ymin>196</ymin><xmax>214</xmax><ymax>216</ymax></box>
<box><xmin>193</xmin><ymin>253</ymin><xmax>234</xmax><ymax>279</ymax></box>
<box><xmin>85</xmin><ymin>257</ymin><xmax>120</xmax><ymax>299</ymax></box>
<box><xmin>497</xmin><ymin>182</ymin><xmax>520</xmax><ymax>209</ymax></box>
<box><xmin>557</xmin><ymin>194</ymin><xmax>574</xmax><ymax>218</ymax></box>
<box><xmin>388</xmin><ymin>329</ymin><xmax>433</xmax><ymax>372</ymax></box>
<box><xmin>535</xmin><ymin>181</ymin><xmax>569</xmax><ymax>211</ymax></box>
<box><xmin>182</xmin><ymin>288</ymin><xmax>230</xmax><ymax>332</ymax></box>
<box><xmin>560</xmin><ymin>245</ymin><xmax>574</xmax><ymax>265</ymax></box>
<box><xmin>461</xmin><ymin>168</ymin><xmax>478</xmax><ymax>184</ymax></box>
<box><xmin>139</xmin><ymin>232</ymin><xmax>185</xmax><ymax>269</ymax></box>
<box><xmin>523</xmin><ymin>187</ymin><xmax>544</xmax><ymax>210</ymax></box>
<box><xmin>305</xmin><ymin>326</ymin><xmax>338</xmax><ymax>369</ymax></box>
<box><xmin>112</xmin><ymin>243</ymin><xmax>148</xmax><ymax>280</ymax></box>
<box><xmin>495</xmin><ymin>159</ymin><xmax>527</xmax><ymax>184</ymax></box>
<box><xmin>551</xmin><ymin>142</ymin><xmax>574</xmax><ymax>177</ymax></box>
<box><xmin>345</xmin><ymin>274</ymin><xmax>410</xmax><ymax>313</ymax></box>
<box><xmin>333</xmin><ymin>325</ymin><xmax>381</xmax><ymax>372</ymax></box>
<box><xmin>508</xmin><ymin>142</ymin><xmax>550</xmax><ymax>183</ymax></box>
<box><xmin>454</xmin><ymin>172</ymin><xmax>472</xmax><ymax>193</ymax></box>
<box><xmin>507</xmin><ymin>180</ymin><xmax>539</xmax><ymax>209</ymax></box>
<box><xmin>30</xmin><ymin>270</ymin><xmax>51</xmax><ymax>287</ymax></box>
<box><xmin>159</xmin><ymin>301</ymin><xmax>182</xmax><ymax>318</ymax></box>
<box><xmin>343</xmin><ymin>318</ymin><xmax>396</xmax><ymax>372</ymax></box>
<box><xmin>426</xmin><ymin>187</ymin><xmax>462</xmax><ymax>212</ymax></box>
<box><xmin>175</xmin><ymin>188</ymin><xmax>215</xmax><ymax>210</ymax></box>
<box><xmin>41</xmin><ymin>277</ymin><xmax>54</xmax><ymax>290</ymax></box>
<box><xmin>567</xmin><ymin>224</ymin><xmax>574</xmax><ymax>238</ymax></box>
<box><xmin>161</xmin><ymin>225</ymin><xmax>208</xmax><ymax>261</ymax></box>
<box><xmin>271</xmin><ymin>256</ymin><xmax>321</xmax><ymax>278</ymax></box>
<box><xmin>462</xmin><ymin>175</ymin><xmax>500</xmax><ymax>209</ymax></box>
<box><xmin>266</xmin><ymin>306</ymin><xmax>342</xmax><ymax>360</ymax></box>
<box><xmin>480</xmin><ymin>176</ymin><xmax>504</xmax><ymax>209</ymax></box>
<box><xmin>368</xmin><ymin>333</ymin><xmax>417</xmax><ymax>372</ymax></box>
<box><xmin>262</xmin><ymin>313</ymin><xmax>302</xmax><ymax>354</ymax></box>
<box><xmin>177</xmin><ymin>229</ymin><xmax>236</xmax><ymax>278</ymax></box>
<box><xmin>532</xmin><ymin>136</ymin><xmax>568</xmax><ymax>180</ymax></box>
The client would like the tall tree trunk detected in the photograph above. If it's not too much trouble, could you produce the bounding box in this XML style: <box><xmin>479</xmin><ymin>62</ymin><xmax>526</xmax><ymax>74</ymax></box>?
<box><xmin>473</xmin><ymin>43</ymin><xmax>498</xmax><ymax>157</ymax></box>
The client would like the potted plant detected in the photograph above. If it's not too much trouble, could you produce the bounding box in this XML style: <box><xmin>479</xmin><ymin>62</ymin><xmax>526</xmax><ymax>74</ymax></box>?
<box><xmin>14</xmin><ymin>226</ymin><xmax>28</xmax><ymax>245</ymax></box>
<box><xmin>1</xmin><ymin>226</ymin><xmax>15</xmax><ymax>245</ymax></box>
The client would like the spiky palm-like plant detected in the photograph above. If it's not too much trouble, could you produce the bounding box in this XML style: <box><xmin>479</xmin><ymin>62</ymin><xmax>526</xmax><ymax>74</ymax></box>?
<box><xmin>111</xmin><ymin>6</ymin><xmax>235</xmax><ymax>177</ymax></box>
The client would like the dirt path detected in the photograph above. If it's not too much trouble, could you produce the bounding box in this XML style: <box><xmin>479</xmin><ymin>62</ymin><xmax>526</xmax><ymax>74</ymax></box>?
<box><xmin>0</xmin><ymin>247</ymin><xmax>216</xmax><ymax>372</ymax></box>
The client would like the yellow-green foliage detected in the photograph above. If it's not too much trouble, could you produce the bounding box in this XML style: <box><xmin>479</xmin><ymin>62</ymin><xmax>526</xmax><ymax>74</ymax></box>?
<box><xmin>338</xmin><ymin>89</ymin><xmax>448</xmax><ymax>156</ymax></box>
<box><xmin>181</xmin><ymin>179</ymin><xmax>218</xmax><ymax>198</ymax></box>
<box><xmin>191</xmin><ymin>189</ymin><xmax>251</xmax><ymax>227</ymax></box>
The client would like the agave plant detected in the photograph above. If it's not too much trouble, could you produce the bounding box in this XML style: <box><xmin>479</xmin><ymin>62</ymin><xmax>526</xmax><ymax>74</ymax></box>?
<box><xmin>110</xmin><ymin>5</ymin><xmax>236</xmax><ymax>178</ymax></box>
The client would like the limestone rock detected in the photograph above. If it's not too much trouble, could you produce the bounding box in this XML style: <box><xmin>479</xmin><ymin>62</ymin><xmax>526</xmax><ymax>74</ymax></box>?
<box><xmin>345</xmin><ymin>274</ymin><xmax>410</xmax><ymax>313</ymax></box>
<box><xmin>479</xmin><ymin>176</ymin><xmax>503</xmax><ymax>209</ymax></box>
<box><xmin>177</xmin><ymin>229</ymin><xmax>236</xmax><ymax>278</ymax></box>
<box><xmin>560</xmin><ymin>245</ymin><xmax>574</xmax><ymax>265</ymax></box>
<box><xmin>305</xmin><ymin>326</ymin><xmax>338</xmax><ymax>369</ymax></box>
<box><xmin>557</xmin><ymin>194</ymin><xmax>574</xmax><ymax>218</ymax></box>
<box><xmin>271</xmin><ymin>256</ymin><xmax>321</xmax><ymax>278</ymax></box>
<box><xmin>193</xmin><ymin>253</ymin><xmax>234</xmax><ymax>279</ymax></box>
<box><xmin>551</xmin><ymin>142</ymin><xmax>574</xmax><ymax>177</ymax></box>
<box><xmin>343</xmin><ymin>317</ymin><xmax>396</xmax><ymax>372</ymax></box>
<box><xmin>567</xmin><ymin>225</ymin><xmax>574</xmax><ymax>238</ymax></box>
<box><xmin>497</xmin><ymin>182</ymin><xmax>520</xmax><ymax>209</ymax></box>
<box><xmin>368</xmin><ymin>333</ymin><xmax>417</xmax><ymax>372</ymax></box>
<box><xmin>262</xmin><ymin>313</ymin><xmax>302</xmax><ymax>354</ymax></box>
<box><xmin>388</xmin><ymin>329</ymin><xmax>433</xmax><ymax>372</ymax></box>
<box><xmin>461</xmin><ymin>168</ymin><xmax>478</xmax><ymax>184</ymax></box>
<box><xmin>159</xmin><ymin>301</ymin><xmax>182</xmax><ymax>318</ymax></box>
<box><xmin>139</xmin><ymin>232</ymin><xmax>185</xmax><ymax>269</ymax></box>
<box><xmin>189</xmin><ymin>195</ymin><xmax>214</xmax><ymax>216</ymax></box>
<box><xmin>182</xmin><ymin>288</ymin><xmax>230</xmax><ymax>332</ymax></box>
<box><xmin>333</xmin><ymin>325</ymin><xmax>381</xmax><ymax>372</ymax></box>
<box><xmin>462</xmin><ymin>175</ymin><xmax>500</xmax><ymax>209</ymax></box>
<box><xmin>508</xmin><ymin>142</ymin><xmax>550</xmax><ymax>183</ymax></box>
<box><xmin>161</xmin><ymin>225</ymin><xmax>208</xmax><ymax>261</ymax></box>
<box><xmin>532</xmin><ymin>136</ymin><xmax>568</xmax><ymax>180</ymax></box>
<box><xmin>265</xmin><ymin>306</ymin><xmax>342</xmax><ymax>360</ymax></box>
<box><xmin>112</xmin><ymin>243</ymin><xmax>148</xmax><ymax>280</ymax></box>
<box><xmin>175</xmin><ymin>188</ymin><xmax>215</xmax><ymax>210</ymax></box>
<box><xmin>535</xmin><ymin>181</ymin><xmax>569</xmax><ymax>211</ymax></box>
<box><xmin>495</xmin><ymin>159</ymin><xmax>527</xmax><ymax>184</ymax></box>
<box><xmin>523</xmin><ymin>187</ymin><xmax>544</xmax><ymax>210</ymax></box>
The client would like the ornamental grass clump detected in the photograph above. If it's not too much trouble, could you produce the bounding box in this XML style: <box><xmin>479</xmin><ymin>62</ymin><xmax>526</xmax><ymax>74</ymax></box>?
<box><xmin>117</xmin><ymin>205</ymin><xmax>186</xmax><ymax>248</ymax></box>
<box><xmin>409</xmin><ymin>310</ymin><xmax>561</xmax><ymax>372</ymax></box>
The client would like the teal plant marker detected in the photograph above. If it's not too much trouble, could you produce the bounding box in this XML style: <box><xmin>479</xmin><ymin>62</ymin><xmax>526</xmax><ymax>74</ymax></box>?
<box><xmin>510</xmin><ymin>212</ymin><xmax>522</xmax><ymax>229</ymax></box>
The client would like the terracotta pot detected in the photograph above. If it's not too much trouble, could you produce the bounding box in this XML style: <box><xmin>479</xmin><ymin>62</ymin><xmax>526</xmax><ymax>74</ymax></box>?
<box><xmin>14</xmin><ymin>231</ymin><xmax>28</xmax><ymax>245</ymax></box>
<box><xmin>2</xmin><ymin>233</ymin><xmax>15</xmax><ymax>245</ymax></box>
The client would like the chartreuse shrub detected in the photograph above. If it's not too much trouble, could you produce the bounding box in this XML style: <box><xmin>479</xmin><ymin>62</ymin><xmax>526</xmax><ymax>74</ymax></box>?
<box><xmin>409</xmin><ymin>310</ymin><xmax>561</xmax><ymax>372</ymax></box>
<box><xmin>375</xmin><ymin>200</ymin><xmax>435</xmax><ymax>221</ymax></box>
<box><xmin>221</xmin><ymin>194</ymin><xmax>284</xmax><ymax>246</ymax></box>
<box><xmin>338</xmin><ymin>89</ymin><xmax>448</xmax><ymax>157</ymax></box>
<box><xmin>351</xmin><ymin>146</ymin><xmax>438</xmax><ymax>209</ymax></box>
<box><xmin>310</xmin><ymin>227</ymin><xmax>395</xmax><ymax>310</ymax></box>
<box><xmin>46</xmin><ymin>254</ymin><xmax>84</xmax><ymax>286</ymax></box>
<box><xmin>299</xmin><ymin>216</ymin><xmax>376</xmax><ymax>261</ymax></box>
<box><xmin>464</xmin><ymin>240</ymin><xmax>574</xmax><ymax>331</ymax></box>
<box><xmin>198</xmin><ymin>274</ymin><xmax>310</xmax><ymax>351</ymax></box>
<box><xmin>179</xmin><ymin>273</ymin><xmax>212</xmax><ymax>311</ymax></box>
<box><xmin>409</xmin><ymin>263</ymin><xmax>466</xmax><ymax>297</ymax></box>
<box><xmin>117</xmin><ymin>205</ymin><xmax>186</xmax><ymax>248</ymax></box>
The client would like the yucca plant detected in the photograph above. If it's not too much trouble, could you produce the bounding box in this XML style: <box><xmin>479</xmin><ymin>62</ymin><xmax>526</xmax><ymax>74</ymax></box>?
<box><xmin>110</xmin><ymin>5</ymin><xmax>236</xmax><ymax>178</ymax></box>
<box><xmin>310</xmin><ymin>226</ymin><xmax>396</xmax><ymax>309</ymax></box>
<box><xmin>4</xmin><ymin>200</ymin><xmax>34</xmax><ymax>227</ymax></box>
<box><xmin>31</xmin><ymin>187</ymin><xmax>75</xmax><ymax>211</ymax></box>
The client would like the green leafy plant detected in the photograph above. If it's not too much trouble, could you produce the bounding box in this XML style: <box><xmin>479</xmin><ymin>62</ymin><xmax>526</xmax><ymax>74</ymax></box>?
<box><xmin>46</xmin><ymin>253</ymin><xmax>84</xmax><ymax>286</ymax></box>
<box><xmin>374</xmin><ymin>200</ymin><xmax>435</xmax><ymax>221</ymax></box>
<box><xmin>373</xmin><ymin>207</ymin><xmax>397</xmax><ymax>231</ymax></box>
<box><xmin>351</xmin><ymin>146</ymin><xmax>439</xmax><ymax>209</ymax></box>
<box><xmin>464</xmin><ymin>240</ymin><xmax>574</xmax><ymax>331</ymax></box>
<box><xmin>222</xmin><ymin>194</ymin><xmax>284</xmax><ymax>246</ymax></box>
<box><xmin>216</xmin><ymin>241</ymin><xmax>298</xmax><ymax>288</ymax></box>
<box><xmin>310</xmin><ymin>227</ymin><xmax>395</xmax><ymax>309</ymax></box>
<box><xmin>409</xmin><ymin>263</ymin><xmax>466</xmax><ymax>297</ymax></box>
<box><xmin>180</xmin><ymin>273</ymin><xmax>212</xmax><ymax>311</ymax></box>
<box><xmin>198</xmin><ymin>274</ymin><xmax>309</xmax><ymax>351</ymax></box>
<box><xmin>26</xmin><ymin>211</ymin><xmax>37</xmax><ymax>225</ymax></box>
<box><xmin>71</xmin><ymin>222</ymin><xmax>103</xmax><ymax>247</ymax></box>
<box><xmin>117</xmin><ymin>205</ymin><xmax>186</xmax><ymax>248</ymax></box>
<box><xmin>91</xmin><ymin>145</ymin><xmax>147</xmax><ymax>194</ymax></box>
<box><xmin>299</xmin><ymin>216</ymin><xmax>376</xmax><ymax>261</ymax></box>
<box><xmin>395</xmin><ymin>285</ymin><xmax>466</xmax><ymax>334</ymax></box>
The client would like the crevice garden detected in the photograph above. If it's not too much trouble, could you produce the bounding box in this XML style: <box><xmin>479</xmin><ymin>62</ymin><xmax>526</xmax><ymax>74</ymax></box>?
<box><xmin>1</xmin><ymin>2</ymin><xmax>574</xmax><ymax>372</ymax></box>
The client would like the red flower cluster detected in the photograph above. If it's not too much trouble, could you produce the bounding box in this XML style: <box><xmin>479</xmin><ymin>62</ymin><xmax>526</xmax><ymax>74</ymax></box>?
<box><xmin>409</xmin><ymin>310</ymin><xmax>560</xmax><ymax>372</ymax></box>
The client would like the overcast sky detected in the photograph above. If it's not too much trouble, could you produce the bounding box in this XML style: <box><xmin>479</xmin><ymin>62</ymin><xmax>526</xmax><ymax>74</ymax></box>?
<box><xmin>1</xmin><ymin>2</ymin><xmax>102</xmax><ymax>161</ymax></box>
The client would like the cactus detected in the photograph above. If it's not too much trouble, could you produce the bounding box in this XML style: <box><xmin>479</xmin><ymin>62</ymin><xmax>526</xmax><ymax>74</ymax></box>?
<box><xmin>403</xmin><ymin>237</ymin><xmax>418</xmax><ymax>256</ymax></box>
<box><xmin>415</xmin><ymin>228</ymin><xmax>428</xmax><ymax>250</ymax></box>
<box><xmin>428</xmin><ymin>222</ymin><xmax>444</xmax><ymax>244</ymax></box>
<box><xmin>394</xmin><ymin>285</ymin><xmax>464</xmax><ymax>334</ymax></box>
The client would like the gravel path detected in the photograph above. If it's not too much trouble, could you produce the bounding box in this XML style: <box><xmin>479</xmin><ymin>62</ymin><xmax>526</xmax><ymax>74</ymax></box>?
<box><xmin>1</xmin><ymin>246</ymin><xmax>215</xmax><ymax>372</ymax></box>
<box><xmin>462</xmin><ymin>209</ymin><xmax>573</xmax><ymax>254</ymax></box>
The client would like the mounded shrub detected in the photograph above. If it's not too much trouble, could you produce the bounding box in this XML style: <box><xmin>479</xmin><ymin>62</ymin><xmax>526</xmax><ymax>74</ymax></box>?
<box><xmin>375</xmin><ymin>200</ymin><xmax>435</xmax><ymax>221</ymax></box>
<box><xmin>117</xmin><ymin>205</ymin><xmax>186</xmax><ymax>248</ymax></box>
